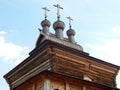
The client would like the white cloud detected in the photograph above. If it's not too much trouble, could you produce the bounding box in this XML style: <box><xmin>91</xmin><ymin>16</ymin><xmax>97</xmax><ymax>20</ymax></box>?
<box><xmin>0</xmin><ymin>31</ymin><xmax>7</xmax><ymax>35</ymax></box>
<box><xmin>0</xmin><ymin>31</ymin><xmax>28</xmax><ymax>65</ymax></box>
<box><xmin>86</xmin><ymin>39</ymin><xmax>120</xmax><ymax>65</ymax></box>
<box><xmin>112</xmin><ymin>25</ymin><xmax>120</xmax><ymax>34</ymax></box>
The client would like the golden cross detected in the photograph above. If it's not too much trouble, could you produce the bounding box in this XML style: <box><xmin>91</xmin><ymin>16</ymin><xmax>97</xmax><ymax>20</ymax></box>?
<box><xmin>67</xmin><ymin>16</ymin><xmax>73</xmax><ymax>28</ymax></box>
<box><xmin>42</xmin><ymin>7</ymin><xmax>50</xmax><ymax>19</ymax></box>
<box><xmin>53</xmin><ymin>4</ymin><xmax>63</xmax><ymax>19</ymax></box>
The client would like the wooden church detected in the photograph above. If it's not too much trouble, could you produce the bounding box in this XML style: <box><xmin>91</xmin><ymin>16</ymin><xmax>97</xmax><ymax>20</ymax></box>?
<box><xmin>4</xmin><ymin>4</ymin><xmax>120</xmax><ymax>90</ymax></box>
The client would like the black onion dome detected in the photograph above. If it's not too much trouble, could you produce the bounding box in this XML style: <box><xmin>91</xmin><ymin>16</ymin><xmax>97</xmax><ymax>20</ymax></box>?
<box><xmin>67</xmin><ymin>29</ymin><xmax>75</xmax><ymax>36</ymax></box>
<box><xmin>41</xmin><ymin>19</ymin><xmax>51</xmax><ymax>27</ymax></box>
<box><xmin>53</xmin><ymin>20</ymin><xmax>65</xmax><ymax>30</ymax></box>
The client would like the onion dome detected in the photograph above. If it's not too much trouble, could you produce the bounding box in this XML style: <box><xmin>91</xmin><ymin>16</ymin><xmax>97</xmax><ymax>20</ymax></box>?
<box><xmin>67</xmin><ymin>28</ymin><xmax>76</xmax><ymax>43</ymax></box>
<box><xmin>67</xmin><ymin>28</ymin><xmax>75</xmax><ymax>36</ymax></box>
<box><xmin>53</xmin><ymin>20</ymin><xmax>65</xmax><ymax>30</ymax></box>
<box><xmin>41</xmin><ymin>19</ymin><xmax>51</xmax><ymax>27</ymax></box>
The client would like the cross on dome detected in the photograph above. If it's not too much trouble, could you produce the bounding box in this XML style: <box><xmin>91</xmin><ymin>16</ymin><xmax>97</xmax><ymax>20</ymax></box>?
<box><xmin>42</xmin><ymin>7</ymin><xmax>50</xmax><ymax>19</ymax></box>
<box><xmin>53</xmin><ymin>4</ymin><xmax>63</xmax><ymax>20</ymax></box>
<box><xmin>67</xmin><ymin>16</ymin><xmax>73</xmax><ymax>29</ymax></box>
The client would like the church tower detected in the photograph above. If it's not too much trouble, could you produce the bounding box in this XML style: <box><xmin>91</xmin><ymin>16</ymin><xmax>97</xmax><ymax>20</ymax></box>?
<box><xmin>4</xmin><ymin>4</ymin><xmax>120</xmax><ymax>90</ymax></box>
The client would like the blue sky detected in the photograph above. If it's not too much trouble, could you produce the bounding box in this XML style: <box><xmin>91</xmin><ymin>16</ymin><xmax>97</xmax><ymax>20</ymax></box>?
<box><xmin>0</xmin><ymin>0</ymin><xmax>120</xmax><ymax>89</ymax></box>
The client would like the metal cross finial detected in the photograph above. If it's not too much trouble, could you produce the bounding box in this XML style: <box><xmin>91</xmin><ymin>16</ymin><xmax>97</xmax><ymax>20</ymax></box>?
<box><xmin>53</xmin><ymin>4</ymin><xmax>63</xmax><ymax>20</ymax></box>
<box><xmin>42</xmin><ymin>7</ymin><xmax>50</xmax><ymax>19</ymax></box>
<box><xmin>67</xmin><ymin>16</ymin><xmax>73</xmax><ymax>29</ymax></box>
